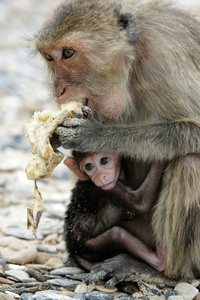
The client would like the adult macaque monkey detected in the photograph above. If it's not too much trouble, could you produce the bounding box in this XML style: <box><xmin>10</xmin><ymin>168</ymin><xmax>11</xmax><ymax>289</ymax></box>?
<box><xmin>34</xmin><ymin>0</ymin><xmax>200</xmax><ymax>281</ymax></box>
<box><xmin>65</xmin><ymin>152</ymin><xmax>165</xmax><ymax>272</ymax></box>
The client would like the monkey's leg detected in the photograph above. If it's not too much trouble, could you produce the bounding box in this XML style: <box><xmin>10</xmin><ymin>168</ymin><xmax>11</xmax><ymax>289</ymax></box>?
<box><xmin>153</xmin><ymin>154</ymin><xmax>200</xmax><ymax>279</ymax></box>
<box><xmin>85</xmin><ymin>226</ymin><xmax>165</xmax><ymax>271</ymax></box>
<box><xmin>114</xmin><ymin>161</ymin><xmax>165</xmax><ymax>212</ymax></box>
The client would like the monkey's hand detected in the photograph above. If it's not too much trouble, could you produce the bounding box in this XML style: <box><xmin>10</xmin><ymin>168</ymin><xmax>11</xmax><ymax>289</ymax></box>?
<box><xmin>85</xmin><ymin>253</ymin><xmax>176</xmax><ymax>287</ymax></box>
<box><xmin>55</xmin><ymin>106</ymin><xmax>109</xmax><ymax>152</ymax></box>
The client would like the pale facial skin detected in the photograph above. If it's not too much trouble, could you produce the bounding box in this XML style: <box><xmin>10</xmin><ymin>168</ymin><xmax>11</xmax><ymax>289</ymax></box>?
<box><xmin>79</xmin><ymin>153</ymin><xmax>121</xmax><ymax>190</ymax></box>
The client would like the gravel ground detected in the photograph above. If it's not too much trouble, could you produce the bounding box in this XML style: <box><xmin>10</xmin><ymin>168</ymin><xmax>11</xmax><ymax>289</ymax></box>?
<box><xmin>1</xmin><ymin>1</ymin><xmax>200</xmax><ymax>299</ymax></box>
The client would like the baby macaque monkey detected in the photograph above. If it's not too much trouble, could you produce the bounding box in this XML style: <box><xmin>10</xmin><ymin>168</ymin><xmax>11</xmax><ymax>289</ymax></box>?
<box><xmin>65</xmin><ymin>152</ymin><xmax>166</xmax><ymax>271</ymax></box>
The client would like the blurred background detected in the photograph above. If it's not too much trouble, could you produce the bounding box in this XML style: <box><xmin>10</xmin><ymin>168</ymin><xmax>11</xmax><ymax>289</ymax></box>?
<box><xmin>0</xmin><ymin>0</ymin><xmax>199</xmax><ymax>236</ymax></box>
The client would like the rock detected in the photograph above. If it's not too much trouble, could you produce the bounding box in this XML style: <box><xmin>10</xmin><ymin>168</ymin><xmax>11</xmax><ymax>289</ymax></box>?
<box><xmin>165</xmin><ymin>290</ymin><xmax>180</xmax><ymax>299</ymax></box>
<box><xmin>50</xmin><ymin>267</ymin><xmax>84</xmax><ymax>276</ymax></box>
<box><xmin>94</xmin><ymin>285</ymin><xmax>117</xmax><ymax>294</ymax></box>
<box><xmin>73</xmin><ymin>294</ymin><xmax>86</xmax><ymax>299</ymax></box>
<box><xmin>0</xmin><ymin>237</ymin><xmax>37</xmax><ymax>264</ymax></box>
<box><xmin>0</xmin><ymin>278</ymin><xmax>15</xmax><ymax>285</ymax></box>
<box><xmin>46</xmin><ymin>257</ymin><xmax>64</xmax><ymax>269</ymax></box>
<box><xmin>5</xmin><ymin>269</ymin><xmax>34</xmax><ymax>283</ymax></box>
<box><xmin>0</xmin><ymin>292</ymin><xmax>15</xmax><ymax>300</ymax></box>
<box><xmin>21</xmin><ymin>293</ymin><xmax>34</xmax><ymax>300</ymax></box>
<box><xmin>116</xmin><ymin>296</ymin><xmax>136</xmax><ymax>300</ymax></box>
<box><xmin>35</xmin><ymin>252</ymin><xmax>52</xmax><ymax>264</ymax></box>
<box><xmin>85</xmin><ymin>291</ymin><xmax>114</xmax><ymax>300</ymax></box>
<box><xmin>43</xmin><ymin>233</ymin><xmax>58</xmax><ymax>245</ymax></box>
<box><xmin>47</xmin><ymin>279</ymin><xmax>81</xmax><ymax>289</ymax></box>
<box><xmin>25</xmin><ymin>268</ymin><xmax>46</xmax><ymax>282</ymax></box>
<box><xmin>37</xmin><ymin>245</ymin><xmax>58</xmax><ymax>254</ymax></box>
<box><xmin>32</xmin><ymin>292</ymin><xmax>73</xmax><ymax>299</ymax></box>
<box><xmin>168</xmin><ymin>296</ymin><xmax>184</xmax><ymax>300</ymax></box>
<box><xmin>174</xmin><ymin>283</ymin><xmax>199</xmax><ymax>300</ymax></box>
<box><xmin>195</xmin><ymin>293</ymin><xmax>200</xmax><ymax>300</ymax></box>
<box><xmin>138</xmin><ymin>282</ymin><xmax>163</xmax><ymax>296</ymax></box>
<box><xmin>0</xmin><ymin>259</ymin><xmax>7</xmax><ymax>266</ymax></box>
<box><xmin>3</xmin><ymin>226</ymin><xmax>43</xmax><ymax>240</ymax></box>
<box><xmin>74</xmin><ymin>284</ymin><xmax>95</xmax><ymax>294</ymax></box>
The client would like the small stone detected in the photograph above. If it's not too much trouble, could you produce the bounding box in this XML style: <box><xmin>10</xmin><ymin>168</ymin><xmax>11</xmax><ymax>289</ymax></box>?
<box><xmin>168</xmin><ymin>296</ymin><xmax>184</xmax><ymax>300</ymax></box>
<box><xmin>50</xmin><ymin>267</ymin><xmax>84</xmax><ymax>276</ymax></box>
<box><xmin>74</xmin><ymin>283</ymin><xmax>94</xmax><ymax>294</ymax></box>
<box><xmin>3</xmin><ymin>226</ymin><xmax>43</xmax><ymax>240</ymax></box>
<box><xmin>32</xmin><ymin>292</ymin><xmax>72</xmax><ymax>299</ymax></box>
<box><xmin>46</xmin><ymin>257</ymin><xmax>64</xmax><ymax>269</ymax></box>
<box><xmin>47</xmin><ymin>278</ymin><xmax>80</xmax><ymax>290</ymax></box>
<box><xmin>0</xmin><ymin>277</ymin><xmax>15</xmax><ymax>285</ymax></box>
<box><xmin>43</xmin><ymin>233</ymin><xmax>58</xmax><ymax>245</ymax></box>
<box><xmin>0</xmin><ymin>292</ymin><xmax>14</xmax><ymax>300</ymax></box>
<box><xmin>85</xmin><ymin>291</ymin><xmax>114</xmax><ymax>300</ymax></box>
<box><xmin>0</xmin><ymin>258</ymin><xmax>7</xmax><ymax>266</ymax></box>
<box><xmin>0</xmin><ymin>265</ymin><xmax>5</xmax><ymax>276</ymax></box>
<box><xmin>25</xmin><ymin>268</ymin><xmax>46</xmax><ymax>282</ymax></box>
<box><xmin>165</xmin><ymin>290</ymin><xmax>180</xmax><ymax>299</ymax></box>
<box><xmin>191</xmin><ymin>280</ymin><xmax>200</xmax><ymax>288</ymax></box>
<box><xmin>194</xmin><ymin>293</ymin><xmax>200</xmax><ymax>300</ymax></box>
<box><xmin>5</xmin><ymin>269</ymin><xmax>34</xmax><ymax>283</ymax></box>
<box><xmin>21</xmin><ymin>293</ymin><xmax>34</xmax><ymax>300</ymax></box>
<box><xmin>0</xmin><ymin>237</ymin><xmax>37</xmax><ymax>264</ymax></box>
<box><xmin>73</xmin><ymin>294</ymin><xmax>86</xmax><ymax>300</ymax></box>
<box><xmin>35</xmin><ymin>252</ymin><xmax>52</xmax><ymax>264</ymax></box>
<box><xmin>94</xmin><ymin>285</ymin><xmax>117</xmax><ymax>294</ymax></box>
<box><xmin>116</xmin><ymin>296</ymin><xmax>135</xmax><ymax>299</ymax></box>
<box><xmin>175</xmin><ymin>282</ymin><xmax>199</xmax><ymax>300</ymax></box>
<box><xmin>37</xmin><ymin>245</ymin><xmax>58</xmax><ymax>254</ymax></box>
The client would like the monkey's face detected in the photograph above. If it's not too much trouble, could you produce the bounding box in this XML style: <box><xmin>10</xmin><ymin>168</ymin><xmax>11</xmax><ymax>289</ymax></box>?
<box><xmin>80</xmin><ymin>153</ymin><xmax>121</xmax><ymax>190</ymax></box>
<box><xmin>39</xmin><ymin>38</ymin><xmax>129</xmax><ymax>120</ymax></box>
<box><xmin>35</xmin><ymin>0</ymin><xmax>138</xmax><ymax>120</ymax></box>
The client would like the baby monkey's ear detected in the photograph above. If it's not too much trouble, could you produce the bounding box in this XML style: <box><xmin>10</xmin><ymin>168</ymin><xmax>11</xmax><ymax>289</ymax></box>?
<box><xmin>64</xmin><ymin>157</ymin><xmax>89</xmax><ymax>181</ymax></box>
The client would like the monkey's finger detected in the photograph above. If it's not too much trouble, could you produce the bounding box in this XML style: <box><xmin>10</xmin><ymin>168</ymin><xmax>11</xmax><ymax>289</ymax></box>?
<box><xmin>61</xmin><ymin>118</ymin><xmax>85</xmax><ymax>127</ymax></box>
<box><xmin>81</xmin><ymin>105</ymin><xmax>92</xmax><ymax>118</ymax></box>
<box><xmin>87</xmin><ymin>270</ymin><xmax>108</xmax><ymax>283</ymax></box>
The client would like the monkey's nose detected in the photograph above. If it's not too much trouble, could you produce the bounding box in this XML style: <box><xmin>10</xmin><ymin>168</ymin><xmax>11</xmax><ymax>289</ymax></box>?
<box><xmin>99</xmin><ymin>176</ymin><xmax>106</xmax><ymax>185</ymax></box>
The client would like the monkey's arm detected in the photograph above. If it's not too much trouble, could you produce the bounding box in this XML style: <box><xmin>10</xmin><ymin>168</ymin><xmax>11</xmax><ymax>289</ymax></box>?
<box><xmin>112</xmin><ymin>162</ymin><xmax>164</xmax><ymax>212</ymax></box>
<box><xmin>56</xmin><ymin>117</ymin><xmax>200</xmax><ymax>161</ymax></box>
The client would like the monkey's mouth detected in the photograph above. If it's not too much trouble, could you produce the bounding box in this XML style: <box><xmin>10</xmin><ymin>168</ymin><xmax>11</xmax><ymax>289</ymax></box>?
<box><xmin>100</xmin><ymin>181</ymin><xmax>115</xmax><ymax>190</ymax></box>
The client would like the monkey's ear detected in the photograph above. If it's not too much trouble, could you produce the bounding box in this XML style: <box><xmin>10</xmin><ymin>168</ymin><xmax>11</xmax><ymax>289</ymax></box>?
<box><xmin>115</xmin><ymin>5</ymin><xmax>138</xmax><ymax>43</ymax></box>
<box><xmin>64</xmin><ymin>158</ymin><xmax>89</xmax><ymax>181</ymax></box>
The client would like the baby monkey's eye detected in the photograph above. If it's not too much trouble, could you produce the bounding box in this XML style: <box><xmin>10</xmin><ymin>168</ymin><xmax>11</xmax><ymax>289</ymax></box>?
<box><xmin>84</xmin><ymin>163</ymin><xmax>94</xmax><ymax>171</ymax></box>
<box><xmin>101</xmin><ymin>157</ymin><xmax>110</xmax><ymax>165</ymax></box>
<box><xmin>46</xmin><ymin>53</ymin><xmax>54</xmax><ymax>61</ymax></box>
<box><xmin>62</xmin><ymin>48</ymin><xmax>75</xmax><ymax>59</ymax></box>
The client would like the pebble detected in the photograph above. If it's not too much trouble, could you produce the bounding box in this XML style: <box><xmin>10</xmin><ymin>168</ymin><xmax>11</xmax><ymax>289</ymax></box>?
<box><xmin>37</xmin><ymin>245</ymin><xmax>58</xmax><ymax>254</ymax></box>
<box><xmin>21</xmin><ymin>293</ymin><xmax>34</xmax><ymax>300</ymax></box>
<box><xmin>25</xmin><ymin>268</ymin><xmax>46</xmax><ymax>282</ymax></box>
<box><xmin>33</xmin><ymin>292</ymin><xmax>73</xmax><ymax>299</ymax></box>
<box><xmin>50</xmin><ymin>267</ymin><xmax>84</xmax><ymax>276</ymax></box>
<box><xmin>73</xmin><ymin>294</ymin><xmax>86</xmax><ymax>299</ymax></box>
<box><xmin>0</xmin><ymin>292</ymin><xmax>14</xmax><ymax>300</ymax></box>
<box><xmin>168</xmin><ymin>296</ymin><xmax>184</xmax><ymax>300</ymax></box>
<box><xmin>5</xmin><ymin>269</ymin><xmax>34</xmax><ymax>283</ymax></box>
<box><xmin>0</xmin><ymin>237</ymin><xmax>37</xmax><ymax>264</ymax></box>
<box><xmin>47</xmin><ymin>279</ymin><xmax>81</xmax><ymax>289</ymax></box>
<box><xmin>85</xmin><ymin>291</ymin><xmax>114</xmax><ymax>300</ymax></box>
<box><xmin>3</xmin><ymin>226</ymin><xmax>43</xmax><ymax>240</ymax></box>
<box><xmin>174</xmin><ymin>282</ymin><xmax>199</xmax><ymax>300</ymax></box>
<box><xmin>46</xmin><ymin>257</ymin><xmax>64</xmax><ymax>269</ymax></box>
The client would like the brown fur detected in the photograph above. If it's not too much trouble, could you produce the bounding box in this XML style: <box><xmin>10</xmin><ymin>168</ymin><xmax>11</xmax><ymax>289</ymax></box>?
<box><xmin>34</xmin><ymin>0</ymin><xmax>200</xmax><ymax>279</ymax></box>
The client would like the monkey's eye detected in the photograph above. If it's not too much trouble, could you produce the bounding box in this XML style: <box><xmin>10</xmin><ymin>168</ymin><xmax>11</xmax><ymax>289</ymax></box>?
<box><xmin>46</xmin><ymin>53</ymin><xmax>54</xmax><ymax>61</ymax></box>
<box><xmin>101</xmin><ymin>157</ymin><xmax>110</xmax><ymax>165</ymax></box>
<box><xmin>62</xmin><ymin>48</ymin><xmax>75</xmax><ymax>59</ymax></box>
<box><xmin>84</xmin><ymin>163</ymin><xmax>94</xmax><ymax>171</ymax></box>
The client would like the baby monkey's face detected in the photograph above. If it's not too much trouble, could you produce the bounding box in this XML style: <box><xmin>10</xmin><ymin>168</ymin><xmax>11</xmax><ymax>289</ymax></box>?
<box><xmin>80</xmin><ymin>153</ymin><xmax>121</xmax><ymax>190</ymax></box>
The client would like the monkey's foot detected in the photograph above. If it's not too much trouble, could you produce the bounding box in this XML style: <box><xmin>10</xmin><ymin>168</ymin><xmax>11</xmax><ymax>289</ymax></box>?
<box><xmin>85</xmin><ymin>254</ymin><xmax>177</xmax><ymax>288</ymax></box>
